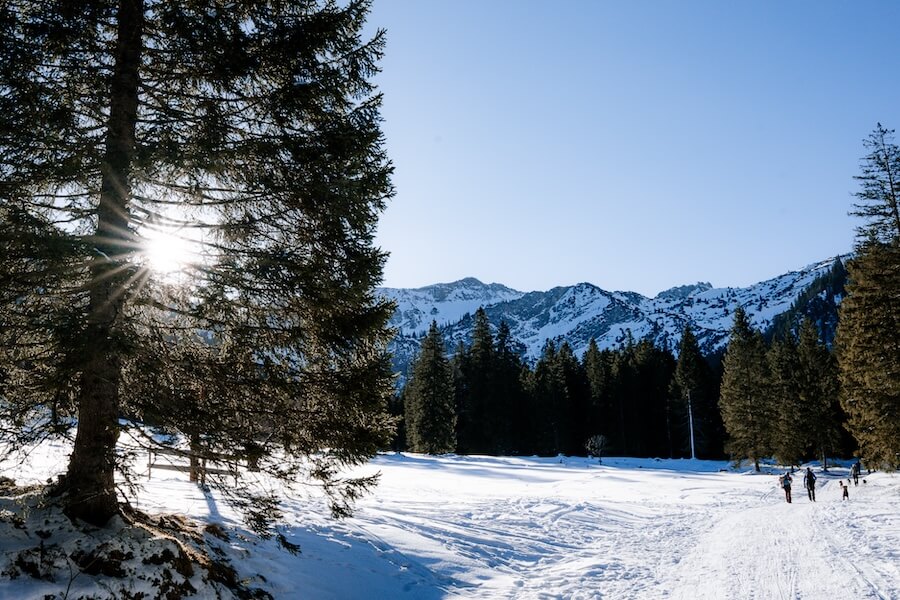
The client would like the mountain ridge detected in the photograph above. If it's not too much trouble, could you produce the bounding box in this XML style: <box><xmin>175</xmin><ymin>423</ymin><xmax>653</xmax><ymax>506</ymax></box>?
<box><xmin>379</xmin><ymin>256</ymin><xmax>849</xmax><ymax>378</ymax></box>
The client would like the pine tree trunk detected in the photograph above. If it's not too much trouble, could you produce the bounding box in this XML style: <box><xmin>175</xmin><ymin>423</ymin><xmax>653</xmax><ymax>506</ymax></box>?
<box><xmin>61</xmin><ymin>0</ymin><xmax>143</xmax><ymax>526</ymax></box>
<box><xmin>189</xmin><ymin>432</ymin><xmax>201</xmax><ymax>483</ymax></box>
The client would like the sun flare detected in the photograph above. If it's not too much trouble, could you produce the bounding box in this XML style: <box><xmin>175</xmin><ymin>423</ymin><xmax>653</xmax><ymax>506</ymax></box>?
<box><xmin>140</xmin><ymin>227</ymin><xmax>196</xmax><ymax>277</ymax></box>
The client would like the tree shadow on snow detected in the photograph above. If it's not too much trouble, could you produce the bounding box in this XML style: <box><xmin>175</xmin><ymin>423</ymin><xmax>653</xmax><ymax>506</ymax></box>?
<box><xmin>260</xmin><ymin>520</ymin><xmax>463</xmax><ymax>599</ymax></box>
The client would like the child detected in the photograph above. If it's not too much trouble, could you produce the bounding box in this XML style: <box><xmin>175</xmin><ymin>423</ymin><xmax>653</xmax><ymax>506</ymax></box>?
<box><xmin>840</xmin><ymin>481</ymin><xmax>849</xmax><ymax>501</ymax></box>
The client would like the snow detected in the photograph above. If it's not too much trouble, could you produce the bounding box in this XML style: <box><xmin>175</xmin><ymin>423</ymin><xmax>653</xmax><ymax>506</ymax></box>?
<box><xmin>383</xmin><ymin>256</ymin><xmax>848</xmax><ymax>371</ymax></box>
<box><xmin>3</xmin><ymin>443</ymin><xmax>899</xmax><ymax>599</ymax></box>
<box><xmin>380</xmin><ymin>279</ymin><xmax>525</xmax><ymax>336</ymax></box>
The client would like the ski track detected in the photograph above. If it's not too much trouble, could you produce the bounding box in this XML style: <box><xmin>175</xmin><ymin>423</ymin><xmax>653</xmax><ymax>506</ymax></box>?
<box><xmin>5</xmin><ymin>449</ymin><xmax>899</xmax><ymax>599</ymax></box>
<box><xmin>661</xmin><ymin>476</ymin><xmax>900</xmax><ymax>600</ymax></box>
<box><xmin>346</xmin><ymin>459</ymin><xmax>900</xmax><ymax>599</ymax></box>
<box><xmin>360</xmin><ymin>495</ymin><xmax>706</xmax><ymax>599</ymax></box>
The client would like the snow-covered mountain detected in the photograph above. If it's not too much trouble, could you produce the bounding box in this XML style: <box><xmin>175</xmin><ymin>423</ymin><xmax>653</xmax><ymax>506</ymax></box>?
<box><xmin>380</xmin><ymin>277</ymin><xmax>524</xmax><ymax>335</ymax></box>
<box><xmin>379</xmin><ymin>256</ymin><xmax>846</xmax><ymax>376</ymax></box>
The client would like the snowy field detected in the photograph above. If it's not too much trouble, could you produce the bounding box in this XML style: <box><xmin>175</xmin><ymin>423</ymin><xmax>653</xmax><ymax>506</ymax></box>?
<box><xmin>3</xmin><ymin>444</ymin><xmax>900</xmax><ymax>599</ymax></box>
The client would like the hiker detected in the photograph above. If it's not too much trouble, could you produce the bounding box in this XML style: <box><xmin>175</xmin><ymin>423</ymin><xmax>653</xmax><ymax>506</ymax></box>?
<box><xmin>840</xmin><ymin>481</ymin><xmax>849</xmax><ymax>501</ymax></box>
<box><xmin>803</xmin><ymin>467</ymin><xmax>816</xmax><ymax>501</ymax></box>
<box><xmin>851</xmin><ymin>460</ymin><xmax>861</xmax><ymax>486</ymax></box>
<box><xmin>780</xmin><ymin>471</ymin><xmax>793</xmax><ymax>503</ymax></box>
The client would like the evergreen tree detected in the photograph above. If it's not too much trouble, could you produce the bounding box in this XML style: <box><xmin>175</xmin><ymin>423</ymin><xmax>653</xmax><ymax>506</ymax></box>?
<box><xmin>837</xmin><ymin>124</ymin><xmax>900</xmax><ymax>469</ymax></box>
<box><xmin>456</xmin><ymin>308</ymin><xmax>494</xmax><ymax>454</ymax></box>
<box><xmin>404</xmin><ymin>322</ymin><xmax>456</xmax><ymax>454</ymax></box>
<box><xmin>450</xmin><ymin>340</ymin><xmax>468</xmax><ymax>451</ymax></box>
<box><xmin>849</xmin><ymin>123</ymin><xmax>900</xmax><ymax>244</ymax></box>
<box><xmin>529</xmin><ymin>341</ymin><xmax>566</xmax><ymax>455</ymax></box>
<box><xmin>387</xmin><ymin>391</ymin><xmax>407</xmax><ymax>452</ymax></box>
<box><xmin>607</xmin><ymin>336</ymin><xmax>661</xmax><ymax>457</ymax></box>
<box><xmin>492</xmin><ymin>320</ymin><xmax>524</xmax><ymax>454</ymax></box>
<box><xmin>719</xmin><ymin>308</ymin><xmax>773</xmax><ymax>471</ymax></box>
<box><xmin>796</xmin><ymin>319</ymin><xmax>843</xmax><ymax>469</ymax></box>
<box><xmin>607</xmin><ymin>343</ymin><xmax>634</xmax><ymax>456</ymax></box>
<box><xmin>0</xmin><ymin>0</ymin><xmax>394</xmax><ymax>527</ymax></box>
<box><xmin>632</xmin><ymin>340</ymin><xmax>676</xmax><ymax>458</ymax></box>
<box><xmin>518</xmin><ymin>362</ymin><xmax>538</xmax><ymax>454</ymax></box>
<box><xmin>556</xmin><ymin>342</ymin><xmax>589</xmax><ymax>455</ymax></box>
<box><xmin>672</xmin><ymin>325</ymin><xmax>716</xmax><ymax>459</ymax></box>
<box><xmin>583</xmin><ymin>338</ymin><xmax>614</xmax><ymax>447</ymax></box>
<box><xmin>767</xmin><ymin>336</ymin><xmax>804</xmax><ymax>466</ymax></box>
<box><xmin>837</xmin><ymin>242</ymin><xmax>900</xmax><ymax>467</ymax></box>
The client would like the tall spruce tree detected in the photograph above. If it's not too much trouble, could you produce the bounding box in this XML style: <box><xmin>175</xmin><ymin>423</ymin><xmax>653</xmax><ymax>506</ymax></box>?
<box><xmin>796</xmin><ymin>319</ymin><xmax>843</xmax><ymax>469</ymax></box>
<box><xmin>450</xmin><ymin>338</ymin><xmax>467</xmax><ymax>442</ymax></box>
<box><xmin>607</xmin><ymin>342</ymin><xmax>634</xmax><ymax>455</ymax></box>
<box><xmin>767</xmin><ymin>336</ymin><xmax>805</xmax><ymax>466</ymax></box>
<box><xmin>456</xmin><ymin>308</ymin><xmax>494</xmax><ymax>454</ymax></box>
<box><xmin>719</xmin><ymin>308</ymin><xmax>772</xmax><ymax>471</ymax></box>
<box><xmin>837</xmin><ymin>124</ymin><xmax>900</xmax><ymax>468</ymax></box>
<box><xmin>0</xmin><ymin>0</ymin><xmax>395</xmax><ymax>527</ymax></box>
<box><xmin>529</xmin><ymin>340</ymin><xmax>566</xmax><ymax>455</ymax></box>
<box><xmin>387</xmin><ymin>391</ymin><xmax>407</xmax><ymax>453</ymax></box>
<box><xmin>492</xmin><ymin>320</ymin><xmax>523</xmax><ymax>454</ymax></box>
<box><xmin>583</xmin><ymin>338</ymin><xmax>614</xmax><ymax>447</ymax></box>
<box><xmin>672</xmin><ymin>325</ymin><xmax>715</xmax><ymax>459</ymax></box>
<box><xmin>837</xmin><ymin>239</ymin><xmax>900</xmax><ymax>468</ymax></box>
<box><xmin>633</xmin><ymin>340</ymin><xmax>676</xmax><ymax>458</ymax></box>
<box><xmin>849</xmin><ymin>123</ymin><xmax>900</xmax><ymax>244</ymax></box>
<box><xmin>404</xmin><ymin>322</ymin><xmax>456</xmax><ymax>454</ymax></box>
<box><xmin>556</xmin><ymin>341</ymin><xmax>588</xmax><ymax>455</ymax></box>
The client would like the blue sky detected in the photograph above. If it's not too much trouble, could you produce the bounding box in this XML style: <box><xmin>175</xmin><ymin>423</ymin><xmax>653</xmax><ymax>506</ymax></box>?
<box><xmin>366</xmin><ymin>1</ymin><xmax>900</xmax><ymax>296</ymax></box>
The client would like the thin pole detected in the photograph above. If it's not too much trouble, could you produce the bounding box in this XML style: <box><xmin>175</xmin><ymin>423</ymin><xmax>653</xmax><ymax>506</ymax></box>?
<box><xmin>687</xmin><ymin>389</ymin><xmax>696</xmax><ymax>460</ymax></box>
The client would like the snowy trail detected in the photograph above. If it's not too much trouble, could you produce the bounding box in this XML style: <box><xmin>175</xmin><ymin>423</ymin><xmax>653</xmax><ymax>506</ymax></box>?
<box><xmin>4</xmin><ymin>449</ymin><xmax>900</xmax><ymax>599</ymax></box>
<box><xmin>345</xmin><ymin>457</ymin><xmax>900</xmax><ymax>599</ymax></box>
<box><xmin>663</xmin><ymin>477</ymin><xmax>900</xmax><ymax>600</ymax></box>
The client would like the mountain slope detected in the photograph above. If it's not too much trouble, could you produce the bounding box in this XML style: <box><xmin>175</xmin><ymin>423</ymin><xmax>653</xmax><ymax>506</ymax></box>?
<box><xmin>379</xmin><ymin>256</ymin><xmax>847</xmax><ymax>377</ymax></box>
<box><xmin>381</xmin><ymin>277</ymin><xmax>524</xmax><ymax>336</ymax></box>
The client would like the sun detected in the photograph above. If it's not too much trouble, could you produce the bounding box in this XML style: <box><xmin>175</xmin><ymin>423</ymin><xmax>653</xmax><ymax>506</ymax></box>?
<box><xmin>140</xmin><ymin>227</ymin><xmax>196</xmax><ymax>277</ymax></box>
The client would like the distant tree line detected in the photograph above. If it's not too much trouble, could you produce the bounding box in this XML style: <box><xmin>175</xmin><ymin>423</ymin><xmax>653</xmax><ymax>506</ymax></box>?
<box><xmin>393</xmin><ymin>306</ymin><xmax>855</xmax><ymax>466</ymax></box>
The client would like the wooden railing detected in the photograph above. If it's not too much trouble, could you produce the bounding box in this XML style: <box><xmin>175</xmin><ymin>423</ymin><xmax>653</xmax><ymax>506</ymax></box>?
<box><xmin>147</xmin><ymin>446</ymin><xmax>238</xmax><ymax>485</ymax></box>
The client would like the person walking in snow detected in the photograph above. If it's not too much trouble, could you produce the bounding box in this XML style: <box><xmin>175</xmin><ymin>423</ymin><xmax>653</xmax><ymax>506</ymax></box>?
<box><xmin>803</xmin><ymin>467</ymin><xmax>816</xmax><ymax>501</ymax></box>
<box><xmin>851</xmin><ymin>460</ymin><xmax>861</xmax><ymax>486</ymax></box>
<box><xmin>780</xmin><ymin>471</ymin><xmax>793</xmax><ymax>503</ymax></box>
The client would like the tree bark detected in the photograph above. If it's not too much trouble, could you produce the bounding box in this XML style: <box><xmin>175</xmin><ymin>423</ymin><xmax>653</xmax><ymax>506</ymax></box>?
<box><xmin>62</xmin><ymin>0</ymin><xmax>143</xmax><ymax>526</ymax></box>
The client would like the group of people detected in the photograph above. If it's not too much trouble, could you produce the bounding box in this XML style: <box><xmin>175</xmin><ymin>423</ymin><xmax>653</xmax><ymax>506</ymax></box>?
<box><xmin>778</xmin><ymin>468</ymin><xmax>815</xmax><ymax>503</ymax></box>
<box><xmin>778</xmin><ymin>461</ymin><xmax>863</xmax><ymax>504</ymax></box>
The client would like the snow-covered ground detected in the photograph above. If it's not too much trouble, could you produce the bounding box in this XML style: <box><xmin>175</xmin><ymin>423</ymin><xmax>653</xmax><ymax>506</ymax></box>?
<box><xmin>2</xmin><ymin>445</ymin><xmax>899</xmax><ymax>599</ymax></box>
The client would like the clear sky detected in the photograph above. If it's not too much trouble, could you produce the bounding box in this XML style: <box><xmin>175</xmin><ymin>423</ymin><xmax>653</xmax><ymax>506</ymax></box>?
<box><xmin>366</xmin><ymin>1</ymin><xmax>900</xmax><ymax>297</ymax></box>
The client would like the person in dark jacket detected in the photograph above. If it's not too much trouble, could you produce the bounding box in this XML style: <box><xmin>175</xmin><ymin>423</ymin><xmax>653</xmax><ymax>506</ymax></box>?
<box><xmin>803</xmin><ymin>467</ymin><xmax>816</xmax><ymax>501</ymax></box>
<box><xmin>780</xmin><ymin>471</ymin><xmax>793</xmax><ymax>503</ymax></box>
